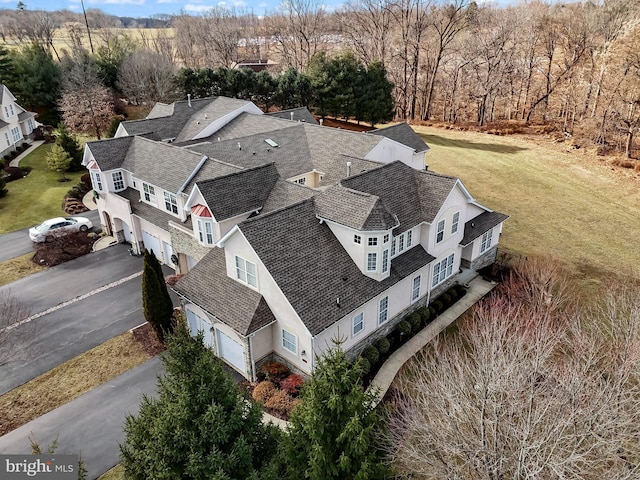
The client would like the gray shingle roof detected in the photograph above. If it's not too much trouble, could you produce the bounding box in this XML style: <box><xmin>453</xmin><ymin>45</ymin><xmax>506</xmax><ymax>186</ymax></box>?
<box><xmin>460</xmin><ymin>211</ymin><xmax>509</xmax><ymax>246</ymax></box>
<box><xmin>0</xmin><ymin>119</ymin><xmax>8</xmax><ymax>128</ymax></box>
<box><xmin>176</xmin><ymin>97</ymin><xmax>256</xmax><ymax>142</ymax></box>
<box><xmin>239</xmin><ymin>199</ymin><xmax>434</xmax><ymax>335</ymax></box>
<box><xmin>196</xmin><ymin>163</ymin><xmax>280</xmax><ymax>221</ymax></box>
<box><xmin>17</xmin><ymin>111</ymin><xmax>35</xmax><ymax>122</ymax></box>
<box><xmin>261</xmin><ymin>179</ymin><xmax>316</xmax><ymax>214</ymax></box>
<box><xmin>266</xmin><ymin>107</ymin><xmax>318</xmax><ymax>124</ymax></box>
<box><xmin>315</xmin><ymin>184</ymin><xmax>397</xmax><ymax>231</ymax></box>
<box><xmin>186</xmin><ymin>112</ymin><xmax>297</xmax><ymax>143</ymax></box>
<box><xmin>371</xmin><ymin>122</ymin><xmax>430</xmax><ymax>153</ymax></box>
<box><xmin>341</xmin><ymin>161</ymin><xmax>458</xmax><ymax>233</ymax></box>
<box><xmin>117</xmin><ymin>188</ymin><xmax>192</xmax><ymax>230</ymax></box>
<box><xmin>120</xmin><ymin>98</ymin><xmax>212</xmax><ymax>140</ymax></box>
<box><xmin>173</xmin><ymin>246</ymin><xmax>276</xmax><ymax>335</ymax></box>
<box><xmin>87</xmin><ymin>136</ymin><xmax>134</xmax><ymax>171</ymax></box>
<box><xmin>146</xmin><ymin>102</ymin><xmax>174</xmax><ymax>119</ymax></box>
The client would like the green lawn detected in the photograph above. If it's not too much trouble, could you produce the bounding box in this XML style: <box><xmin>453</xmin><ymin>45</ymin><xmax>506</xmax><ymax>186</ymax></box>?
<box><xmin>415</xmin><ymin>126</ymin><xmax>640</xmax><ymax>292</ymax></box>
<box><xmin>0</xmin><ymin>144</ymin><xmax>86</xmax><ymax>234</ymax></box>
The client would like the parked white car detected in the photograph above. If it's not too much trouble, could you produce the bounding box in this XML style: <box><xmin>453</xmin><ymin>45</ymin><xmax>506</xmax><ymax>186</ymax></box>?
<box><xmin>29</xmin><ymin>217</ymin><xmax>93</xmax><ymax>243</ymax></box>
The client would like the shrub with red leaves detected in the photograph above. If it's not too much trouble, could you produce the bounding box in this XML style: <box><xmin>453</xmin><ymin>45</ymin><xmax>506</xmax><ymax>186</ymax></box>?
<box><xmin>279</xmin><ymin>374</ymin><xmax>304</xmax><ymax>397</ymax></box>
<box><xmin>260</xmin><ymin>361</ymin><xmax>290</xmax><ymax>382</ymax></box>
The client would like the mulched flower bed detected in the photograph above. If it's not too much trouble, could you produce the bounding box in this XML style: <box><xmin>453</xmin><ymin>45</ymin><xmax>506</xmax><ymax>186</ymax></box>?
<box><xmin>131</xmin><ymin>322</ymin><xmax>166</xmax><ymax>356</ymax></box>
<box><xmin>32</xmin><ymin>231</ymin><xmax>96</xmax><ymax>267</ymax></box>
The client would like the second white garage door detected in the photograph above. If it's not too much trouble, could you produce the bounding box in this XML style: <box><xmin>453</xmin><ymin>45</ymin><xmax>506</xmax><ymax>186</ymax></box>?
<box><xmin>142</xmin><ymin>230</ymin><xmax>162</xmax><ymax>261</ymax></box>
<box><xmin>216</xmin><ymin>330</ymin><xmax>245</xmax><ymax>373</ymax></box>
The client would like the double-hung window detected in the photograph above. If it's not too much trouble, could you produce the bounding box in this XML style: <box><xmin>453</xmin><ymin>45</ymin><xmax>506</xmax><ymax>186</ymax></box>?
<box><xmin>379</xmin><ymin>297</ymin><xmax>389</xmax><ymax>325</ymax></box>
<box><xmin>3</xmin><ymin>106</ymin><xmax>8</xmax><ymax>118</ymax></box>
<box><xmin>11</xmin><ymin>127</ymin><xmax>20</xmax><ymax>143</ymax></box>
<box><xmin>398</xmin><ymin>234</ymin><xmax>405</xmax><ymax>253</ymax></box>
<box><xmin>164</xmin><ymin>192</ymin><xmax>178</xmax><ymax>214</ymax></box>
<box><xmin>353</xmin><ymin>312</ymin><xmax>364</xmax><ymax>336</ymax></box>
<box><xmin>92</xmin><ymin>172</ymin><xmax>103</xmax><ymax>191</ymax></box>
<box><xmin>4</xmin><ymin>132</ymin><xmax>10</xmax><ymax>146</ymax></box>
<box><xmin>480</xmin><ymin>229</ymin><xmax>493</xmax><ymax>253</ymax></box>
<box><xmin>142</xmin><ymin>183</ymin><xmax>156</xmax><ymax>203</ymax></box>
<box><xmin>235</xmin><ymin>256</ymin><xmax>257</xmax><ymax>288</ymax></box>
<box><xmin>112</xmin><ymin>171</ymin><xmax>125</xmax><ymax>191</ymax></box>
<box><xmin>451</xmin><ymin>212</ymin><xmax>460</xmax><ymax>234</ymax></box>
<box><xmin>411</xmin><ymin>276</ymin><xmax>421</xmax><ymax>302</ymax></box>
<box><xmin>197</xmin><ymin>219</ymin><xmax>213</xmax><ymax>245</ymax></box>
<box><xmin>9</xmin><ymin>104</ymin><xmax>14</xmax><ymax>116</ymax></box>
<box><xmin>282</xmin><ymin>329</ymin><xmax>297</xmax><ymax>354</ymax></box>
<box><xmin>432</xmin><ymin>254</ymin><xmax>455</xmax><ymax>287</ymax></box>
<box><xmin>406</xmin><ymin>230</ymin><xmax>412</xmax><ymax>247</ymax></box>
<box><xmin>367</xmin><ymin>252</ymin><xmax>377</xmax><ymax>271</ymax></box>
<box><xmin>382</xmin><ymin>249</ymin><xmax>389</xmax><ymax>273</ymax></box>
<box><xmin>391</xmin><ymin>238</ymin><xmax>397</xmax><ymax>256</ymax></box>
<box><xmin>436</xmin><ymin>219</ymin><xmax>445</xmax><ymax>243</ymax></box>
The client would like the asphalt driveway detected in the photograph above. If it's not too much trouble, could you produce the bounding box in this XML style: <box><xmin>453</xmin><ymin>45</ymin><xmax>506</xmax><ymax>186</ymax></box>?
<box><xmin>0</xmin><ymin>357</ymin><xmax>163</xmax><ymax>479</ymax></box>
<box><xmin>0</xmin><ymin>210</ymin><xmax>100</xmax><ymax>262</ymax></box>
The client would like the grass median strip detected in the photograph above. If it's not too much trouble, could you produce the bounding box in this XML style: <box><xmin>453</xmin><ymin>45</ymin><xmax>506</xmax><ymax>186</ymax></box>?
<box><xmin>0</xmin><ymin>331</ymin><xmax>151</xmax><ymax>436</ymax></box>
<box><xmin>0</xmin><ymin>253</ymin><xmax>46</xmax><ymax>287</ymax></box>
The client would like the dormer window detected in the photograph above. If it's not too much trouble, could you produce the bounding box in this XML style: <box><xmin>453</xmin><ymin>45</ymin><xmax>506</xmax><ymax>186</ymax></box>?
<box><xmin>383</xmin><ymin>234</ymin><xmax>389</xmax><ymax>243</ymax></box>
<box><xmin>164</xmin><ymin>192</ymin><xmax>178</xmax><ymax>214</ymax></box>
<box><xmin>382</xmin><ymin>250</ymin><xmax>389</xmax><ymax>273</ymax></box>
<box><xmin>91</xmin><ymin>171</ymin><xmax>103</xmax><ymax>192</ymax></box>
<box><xmin>368</xmin><ymin>237</ymin><xmax>378</xmax><ymax>246</ymax></box>
<box><xmin>367</xmin><ymin>252</ymin><xmax>377</xmax><ymax>271</ymax></box>
<box><xmin>391</xmin><ymin>238</ymin><xmax>396</xmax><ymax>256</ymax></box>
<box><xmin>112</xmin><ymin>171</ymin><xmax>125</xmax><ymax>191</ymax></box>
<box><xmin>142</xmin><ymin>183</ymin><xmax>156</xmax><ymax>204</ymax></box>
<box><xmin>398</xmin><ymin>235</ymin><xmax>405</xmax><ymax>252</ymax></box>
<box><xmin>354</xmin><ymin>234</ymin><xmax>362</xmax><ymax>244</ymax></box>
<box><xmin>406</xmin><ymin>230</ymin><xmax>412</xmax><ymax>247</ymax></box>
<box><xmin>197</xmin><ymin>219</ymin><xmax>213</xmax><ymax>246</ymax></box>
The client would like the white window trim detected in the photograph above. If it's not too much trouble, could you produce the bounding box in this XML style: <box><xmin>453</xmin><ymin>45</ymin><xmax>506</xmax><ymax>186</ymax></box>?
<box><xmin>406</xmin><ymin>230</ymin><xmax>412</xmax><ymax>247</ymax></box>
<box><xmin>382</xmin><ymin>249</ymin><xmax>389</xmax><ymax>273</ymax></box>
<box><xmin>451</xmin><ymin>212</ymin><xmax>460</xmax><ymax>234</ymax></box>
<box><xmin>379</xmin><ymin>297</ymin><xmax>389</xmax><ymax>325</ymax></box>
<box><xmin>480</xmin><ymin>229</ymin><xmax>493</xmax><ymax>253</ymax></box>
<box><xmin>411</xmin><ymin>275</ymin><xmax>421</xmax><ymax>302</ymax></box>
<box><xmin>436</xmin><ymin>219</ymin><xmax>445</xmax><ymax>243</ymax></box>
<box><xmin>235</xmin><ymin>255</ymin><xmax>258</xmax><ymax>288</ymax></box>
<box><xmin>92</xmin><ymin>171</ymin><xmax>103</xmax><ymax>192</ymax></box>
<box><xmin>354</xmin><ymin>234</ymin><xmax>362</xmax><ymax>244</ymax></box>
<box><xmin>112</xmin><ymin>171</ymin><xmax>125</xmax><ymax>191</ymax></box>
<box><xmin>142</xmin><ymin>182</ymin><xmax>156</xmax><ymax>204</ymax></box>
<box><xmin>383</xmin><ymin>233</ymin><xmax>389</xmax><ymax>244</ymax></box>
<box><xmin>282</xmin><ymin>329</ymin><xmax>297</xmax><ymax>354</ymax></box>
<box><xmin>367</xmin><ymin>252</ymin><xmax>377</xmax><ymax>272</ymax></box>
<box><xmin>353</xmin><ymin>312</ymin><xmax>364</xmax><ymax>336</ymax></box>
<box><xmin>432</xmin><ymin>254</ymin><xmax>455</xmax><ymax>287</ymax></box>
<box><xmin>164</xmin><ymin>191</ymin><xmax>178</xmax><ymax>215</ymax></box>
<box><xmin>197</xmin><ymin>218</ymin><xmax>213</xmax><ymax>246</ymax></box>
<box><xmin>368</xmin><ymin>237</ymin><xmax>378</xmax><ymax>246</ymax></box>
<box><xmin>4</xmin><ymin>132</ymin><xmax>9</xmax><ymax>146</ymax></box>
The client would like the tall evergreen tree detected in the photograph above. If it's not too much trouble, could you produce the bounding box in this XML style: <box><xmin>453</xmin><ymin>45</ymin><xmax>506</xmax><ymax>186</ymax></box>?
<box><xmin>356</xmin><ymin>62</ymin><xmax>395</xmax><ymax>127</ymax></box>
<box><xmin>55</xmin><ymin>123</ymin><xmax>83</xmax><ymax>172</ymax></box>
<box><xmin>141</xmin><ymin>249</ymin><xmax>173</xmax><ymax>342</ymax></box>
<box><xmin>285</xmin><ymin>341</ymin><xmax>390</xmax><ymax>480</ymax></box>
<box><xmin>120</xmin><ymin>321</ymin><xmax>284</xmax><ymax>480</ymax></box>
<box><xmin>0</xmin><ymin>45</ymin><xmax>14</xmax><ymax>86</ymax></box>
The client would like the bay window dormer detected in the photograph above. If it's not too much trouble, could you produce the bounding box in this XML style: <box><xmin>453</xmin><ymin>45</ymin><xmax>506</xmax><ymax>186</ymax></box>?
<box><xmin>192</xmin><ymin>204</ymin><xmax>214</xmax><ymax>246</ymax></box>
<box><xmin>111</xmin><ymin>170</ymin><xmax>125</xmax><ymax>192</ymax></box>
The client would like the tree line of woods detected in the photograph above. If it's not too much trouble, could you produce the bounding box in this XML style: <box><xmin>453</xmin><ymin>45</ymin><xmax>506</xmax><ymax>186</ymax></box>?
<box><xmin>1</xmin><ymin>0</ymin><xmax>640</xmax><ymax>155</ymax></box>
<box><xmin>124</xmin><ymin>248</ymin><xmax>640</xmax><ymax>479</ymax></box>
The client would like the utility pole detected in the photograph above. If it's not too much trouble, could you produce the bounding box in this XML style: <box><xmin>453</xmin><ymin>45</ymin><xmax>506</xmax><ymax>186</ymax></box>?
<box><xmin>80</xmin><ymin>0</ymin><xmax>94</xmax><ymax>54</ymax></box>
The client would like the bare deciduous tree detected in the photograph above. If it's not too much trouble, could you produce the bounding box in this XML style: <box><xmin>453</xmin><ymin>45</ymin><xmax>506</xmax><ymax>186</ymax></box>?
<box><xmin>388</xmin><ymin>259</ymin><xmax>640</xmax><ymax>480</ymax></box>
<box><xmin>0</xmin><ymin>289</ymin><xmax>32</xmax><ymax>367</ymax></box>
<box><xmin>117</xmin><ymin>50</ymin><xmax>176</xmax><ymax>105</ymax></box>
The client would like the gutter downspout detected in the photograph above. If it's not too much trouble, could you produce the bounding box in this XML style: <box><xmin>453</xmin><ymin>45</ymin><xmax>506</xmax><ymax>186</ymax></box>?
<box><xmin>249</xmin><ymin>333</ymin><xmax>257</xmax><ymax>382</ymax></box>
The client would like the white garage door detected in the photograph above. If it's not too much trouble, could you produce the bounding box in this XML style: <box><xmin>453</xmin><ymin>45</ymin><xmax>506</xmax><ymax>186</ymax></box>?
<box><xmin>163</xmin><ymin>241</ymin><xmax>174</xmax><ymax>267</ymax></box>
<box><xmin>186</xmin><ymin>309</ymin><xmax>214</xmax><ymax>348</ymax></box>
<box><xmin>142</xmin><ymin>230</ymin><xmax>162</xmax><ymax>261</ymax></box>
<box><xmin>217</xmin><ymin>330</ymin><xmax>245</xmax><ymax>373</ymax></box>
<box><xmin>121</xmin><ymin>220</ymin><xmax>132</xmax><ymax>243</ymax></box>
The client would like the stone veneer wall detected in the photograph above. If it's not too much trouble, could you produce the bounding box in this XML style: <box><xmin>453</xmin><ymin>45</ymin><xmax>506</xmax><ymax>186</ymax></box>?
<box><xmin>460</xmin><ymin>245</ymin><xmax>498</xmax><ymax>271</ymax></box>
<box><xmin>170</xmin><ymin>225</ymin><xmax>211</xmax><ymax>265</ymax></box>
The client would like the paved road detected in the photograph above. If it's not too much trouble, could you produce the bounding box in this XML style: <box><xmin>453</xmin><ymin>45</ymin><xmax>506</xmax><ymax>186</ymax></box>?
<box><xmin>0</xmin><ymin>243</ymin><xmax>176</xmax><ymax>395</ymax></box>
<box><xmin>0</xmin><ymin>357</ymin><xmax>163</xmax><ymax>480</ymax></box>
<box><xmin>0</xmin><ymin>210</ymin><xmax>100</xmax><ymax>262</ymax></box>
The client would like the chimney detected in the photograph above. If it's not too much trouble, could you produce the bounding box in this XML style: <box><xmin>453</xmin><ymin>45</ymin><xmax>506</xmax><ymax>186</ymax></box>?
<box><xmin>290</xmin><ymin>111</ymin><xmax>294</xmax><ymax>121</ymax></box>
<box><xmin>187</xmin><ymin>94</ymin><xmax>192</xmax><ymax>107</ymax></box>
<box><xmin>346</xmin><ymin>161</ymin><xmax>352</xmax><ymax>177</ymax></box>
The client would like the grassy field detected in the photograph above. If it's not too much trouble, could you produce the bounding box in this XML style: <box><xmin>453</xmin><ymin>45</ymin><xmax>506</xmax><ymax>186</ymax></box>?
<box><xmin>0</xmin><ymin>253</ymin><xmax>45</xmax><ymax>287</ymax></box>
<box><xmin>0</xmin><ymin>144</ymin><xmax>86</xmax><ymax>234</ymax></box>
<box><xmin>414</xmin><ymin>126</ymin><xmax>640</xmax><ymax>292</ymax></box>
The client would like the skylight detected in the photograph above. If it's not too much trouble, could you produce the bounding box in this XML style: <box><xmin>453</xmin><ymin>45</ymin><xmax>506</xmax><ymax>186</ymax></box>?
<box><xmin>265</xmin><ymin>138</ymin><xmax>279</xmax><ymax>148</ymax></box>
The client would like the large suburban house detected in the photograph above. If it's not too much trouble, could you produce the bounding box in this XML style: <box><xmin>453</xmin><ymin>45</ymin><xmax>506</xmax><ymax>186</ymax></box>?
<box><xmin>83</xmin><ymin>96</ymin><xmax>507</xmax><ymax>380</ymax></box>
<box><xmin>0</xmin><ymin>84</ymin><xmax>37</xmax><ymax>158</ymax></box>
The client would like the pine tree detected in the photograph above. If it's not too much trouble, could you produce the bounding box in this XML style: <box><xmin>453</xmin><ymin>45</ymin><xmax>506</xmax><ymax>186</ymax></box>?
<box><xmin>0</xmin><ymin>170</ymin><xmax>7</xmax><ymax>198</ymax></box>
<box><xmin>55</xmin><ymin>123</ymin><xmax>83</xmax><ymax>172</ymax></box>
<box><xmin>45</xmin><ymin>144</ymin><xmax>72</xmax><ymax>181</ymax></box>
<box><xmin>141</xmin><ymin>249</ymin><xmax>173</xmax><ymax>342</ymax></box>
<box><xmin>120</xmin><ymin>321</ymin><xmax>284</xmax><ymax>480</ymax></box>
<box><xmin>285</xmin><ymin>341</ymin><xmax>390</xmax><ymax>480</ymax></box>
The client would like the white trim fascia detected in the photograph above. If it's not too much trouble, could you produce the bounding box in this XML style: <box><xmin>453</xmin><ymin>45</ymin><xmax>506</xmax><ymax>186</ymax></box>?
<box><xmin>184</xmin><ymin>184</ymin><xmax>203</xmax><ymax>211</ymax></box>
<box><xmin>216</xmin><ymin>223</ymin><xmax>240</xmax><ymax>247</ymax></box>
<box><xmin>114</xmin><ymin>123</ymin><xmax>128</xmax><ymax>138</ymax></box>
<box><xmin>81</xmin><ymin>144</ymin><xmax>93</xmax><ymax>167</ymax></box>
<box><xmin>178</xmin><ymin>155</ymin><xmax>208</xmax><ymax>194</ymax></box>
<box><xmin>315</xmin><ymin>215</ymin><xmax>400</xmax><ymax>234</ymax></box>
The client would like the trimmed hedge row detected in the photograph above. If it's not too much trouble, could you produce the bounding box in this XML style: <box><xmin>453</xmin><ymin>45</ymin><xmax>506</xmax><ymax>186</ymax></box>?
<box><xmin>357</xmin><ymin>284</ymin><xmax>468</xmax><ymax>376</ymax></box>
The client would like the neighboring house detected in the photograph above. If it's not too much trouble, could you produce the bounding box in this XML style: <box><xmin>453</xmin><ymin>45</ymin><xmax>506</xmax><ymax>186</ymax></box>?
<box><xmin>0</xmin><ymin>84</ymin><xmax>37</xmax><ymax>158</ymax></box>
<box><xmin>83</xmin><ymin>96</ymin><xmax>508</xmax><ymax>379</ymax></box>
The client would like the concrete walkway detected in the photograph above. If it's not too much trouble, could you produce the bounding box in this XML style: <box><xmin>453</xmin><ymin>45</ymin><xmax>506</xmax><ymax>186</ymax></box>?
<box><xmin>8</xmin><ymin>140</ymin><xmax>45</xmax><ymax>167</ymax></box>
<box><xmin>368</xmin><ymin>275</ymin><xmax>496</xmax><ymax>403</ymax></box>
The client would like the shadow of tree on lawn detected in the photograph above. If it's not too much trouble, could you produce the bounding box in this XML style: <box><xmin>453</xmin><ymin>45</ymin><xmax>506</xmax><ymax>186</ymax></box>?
<box><xmin>420</xmin><ymin>133</ymin><xmax>529</xmax><ymax>155</ymax></box>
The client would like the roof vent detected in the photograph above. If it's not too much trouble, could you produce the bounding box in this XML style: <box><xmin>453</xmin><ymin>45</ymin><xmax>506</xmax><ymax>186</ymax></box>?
<box><xmin>237</xmin><ymin>142</ymin><xmax>242</xmax><ymax>150</ymax></box>
<box><xmin>319</xmin><ymin>118</ymin><xmax>323</xmax><ymax>125</ymax></box>
<box><xmin>265</xmin><ymin>138</ymin><xmax>278</xmax><ymax>148</ymax></box>
<box><xmin>346</xmin><ymin>161</ymin><xmax>352</xmax><ymax>177</ymax></box>
<box><xmin>290</xmin><ymin>111</ymin><xmax>294</xmax><ymax>121</ymax></box>
<box><xmin>336</xmin><ymin>297</ymin><xmax>341</xmax><ymax>308</ymax></box>
<box><xmin>204</xmin><ymin>113</ymin><xmax>208</xmax><ymax>119</ymax></box>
